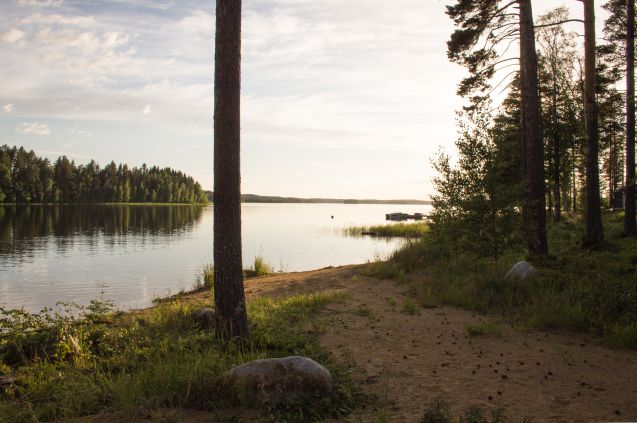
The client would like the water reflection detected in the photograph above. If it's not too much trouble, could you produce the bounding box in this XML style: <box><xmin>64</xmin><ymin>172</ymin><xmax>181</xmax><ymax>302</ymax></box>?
<box><xmin>0</xmin><ymin>205</ymin><xmax>204</xmax><ymax>259</ymax></box>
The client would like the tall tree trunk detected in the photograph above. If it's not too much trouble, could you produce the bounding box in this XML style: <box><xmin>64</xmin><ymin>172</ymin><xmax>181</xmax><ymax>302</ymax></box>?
<box><xmin>608</xmin><ymin>138</ymin><xmax>617</xmax><ymax>211</ymax></box>
<box><xmin>552</xmin><ymin>70</ymin><xmax>561</xmax><ymax>222</ymax></box>
<box><xmin>519</xmin><ymin>0</ymin><xmax>548</xmax><ymax>255</ymax></box>
<box><xmin>583</xmin><ymin>0</ymin><xmax>605</xmax><ymax>248</ymax></box>
<box><xmin>626</xmin><ymin>0</ymin><xmax>637</xmax><ymax>235</ymax></box>
<box><xmin>213</xmin><ymin>0</ymin><xmax>249</xmax><ymax>340</ymax></box>
<box><xmin>572</xmin><ymin>150</ymin><xmax>577</xmax><ymax>213</ymax></box>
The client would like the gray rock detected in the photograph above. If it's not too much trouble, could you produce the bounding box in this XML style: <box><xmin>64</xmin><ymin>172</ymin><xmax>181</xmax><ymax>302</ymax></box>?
<box><xmin>504</xmin><ymin>261</ymin><xmax>537</xmax><ymax>281</ymax></box>
<box><xmin>192</xmin><ymin>307</ymin><xmax>216</xmax><ymax>331</ymax></box>
<box><xmin>219</xmin><ymin>356</ymin><xmax>332</xmax><ymax>407</ymax></box>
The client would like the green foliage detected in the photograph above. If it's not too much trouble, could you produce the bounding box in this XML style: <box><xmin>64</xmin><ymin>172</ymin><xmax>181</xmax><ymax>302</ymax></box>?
<box><xmin>465</xmin><ymin>322</ymin><xmax>502</xmax><ymax>337</ymax></box>
<box><xmin>429</xmin><ymin>100</ymin><xmax>523</xmax><ymax>264</ymax></box>
<box><xmin>421</xmin><ymin>398</ymin><xmax>508</xmax><ymax>423</ymax></box>
<box><xmin>193</xmin><ymin>264</ymin><xmax>215</xmax><ymax>291</ymax></box>
<box><xmin>253</xmin><ymin>256</ymin><xmax>274</xmax><ymax>277</ymax></box>
<box><xmin>353</xmin><ymin>306</ymin><xmax>373</xmax><ymax>318</ymax></box>
<box><xmin>344</xmin><ymin>222</ymin><xmax>428</xmax><ymax>238</ymax></box>
<box><xmin>421</xmin><ymin>397</ymin><xmax>452</xmax><ymax>423</ymax></box>
<box><xmin>401</xmin><ymin>299</ymin><xmax>418</xmax><ymax>316</ymax></box>
<box><xmin>0</xmin><ymin>145</ymin><xmax>208</xmax><ymax>204</ymax></box>
<box><xmin>460</xmin><ymin>406</ymin><xmax>505</xmax><ymax>423</ymax></box>
<box><xmin>0</xmin><ymin>293</ymin><xmax>358</xmax><ymax>422</ymax></box>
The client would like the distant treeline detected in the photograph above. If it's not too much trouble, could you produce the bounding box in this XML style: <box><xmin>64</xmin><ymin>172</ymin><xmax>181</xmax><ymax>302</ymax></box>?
<box><xmin>205</xmin><ymin>192</ymin><xmax>431</xmax><ymax>205</ymax></box>
<box><xmin>0</xmin><ymin>145</ymin><xmax>208</xmax><ymax>204</ymax></box>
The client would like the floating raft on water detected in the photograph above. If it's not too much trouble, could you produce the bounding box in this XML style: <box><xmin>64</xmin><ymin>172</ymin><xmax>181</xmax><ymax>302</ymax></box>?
<box><xmin>385</xmin><ymin>212</ymin><xmax>425</xmax><ymax>221</ymax></box>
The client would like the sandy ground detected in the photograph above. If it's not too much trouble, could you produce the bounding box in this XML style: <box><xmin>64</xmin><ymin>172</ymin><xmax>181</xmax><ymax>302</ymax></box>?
<box><xmin>72</xmin><ymin>265</ymin><xmax>637</xmax><ymax>422</ymax></box>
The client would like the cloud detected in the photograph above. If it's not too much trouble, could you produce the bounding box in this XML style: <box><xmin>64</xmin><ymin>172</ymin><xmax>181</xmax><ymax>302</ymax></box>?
<box><xmin>1</xmin><ymin>29</ymin><xmax>25</xmax><ymax>43</ymax></box>
<box><xmin>22</xmin><ymin>13</ymin><xmax>95</xmax><ymax>27</ymax></box>
<box><xmin>3</xmin><ymin>104</ymin><xmax>14</xmax><ymax>113</ymax></box>
<box><xmin>178</xmin><ymin>11</ymin><xmax>213</xmax><ymax>35</ymax></box>
<box><xmin>142</xmin><ymin>105</ymin><xmax>152</xmax><ymax>114</ymax></box>
<box><xmin>15</xmin><ymin>122</ymin><xmax>51</xmax><ymax>135</ymax></box>
<box><xmin>18</xmin><ymin>0</ymin><xmax>63</xmax><ymax>7</ymax></box>
<box><xmin>69</xmin><ymin>127</ymin><xmax>91</xmax><ymax>137</ymax></box>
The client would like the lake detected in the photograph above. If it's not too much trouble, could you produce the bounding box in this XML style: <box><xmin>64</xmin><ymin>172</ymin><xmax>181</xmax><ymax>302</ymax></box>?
<box><xmin>0</xmin><ymin>203</ymin><xmax>429</xmax><ymax>312</ymax></box>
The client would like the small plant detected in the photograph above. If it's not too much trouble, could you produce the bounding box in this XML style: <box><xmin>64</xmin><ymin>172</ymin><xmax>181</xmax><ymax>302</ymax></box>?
<box><xmin>421</xmin><ymin>397</ymin><xmax>452</xmax><ymax>423</ymax></box>
<box><xmin>460</xmin><ymin>406</ymin><xmax>506</xmax><ymax>423</ymax></box>
<box><xmin>252</xmin><ymin>256</ymin><xmax>273</xmax><ymax>277</ymax></box>
<box><xmin>354</xmin><ymin>306</ymin><xmax>373</xmax><ymax>318</ymax></box>
<box><xmin>401</xmin><ymin>298</ymin><xmax>418</xmax><ymax>315</ymax></box>
<box><xmin>465</xmin><ymin>322</ymin><xmax>502</xmax><ymax>337</ymax></box>
<box><xmin>192</xmin><ymin>263</ymin><xmax>214</xmax><ymax>291</ymax></box>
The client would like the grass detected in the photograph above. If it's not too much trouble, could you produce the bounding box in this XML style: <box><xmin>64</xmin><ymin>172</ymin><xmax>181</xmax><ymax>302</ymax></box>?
<box><xmin>401</xmin><ymin>299</ymin><xmax>418</xmax><ymax>315</ymax></box>
<box><xmin>242</xmin><ymin>256</ymin><xmax>275</xmax><ymax>278</ymax></box>
<box><xmin>421</xmin><ymin>397</ymin><xmax>511</xmax><ymax>423</ymax></box>
<box><xmin>0</xmin><ymin>291</ymin><xmax>359</xmax><ymax>422</ymax></box>
<box><xmin>192</xmin><ymin>263</ymin><xmax>214</xmax><ymax>291</ymax></box>
<box><xmin>344</xmin><ymin>222</ymin><xmax>428</xmax><ymax>238</ymax></box>
<box><xmin>365</xmin><ymin>212</ymin><xmax>637</xmax><ymax>349</ymax></box>
<box><xmin>353</xmin><ymin>306</ymin><xmax>373</xmax><ymax>318</ymax></box>
<box><xmin>465</xmin><ymin>322</ymin><xmax>502</xmax><ymax>337</ymax></box>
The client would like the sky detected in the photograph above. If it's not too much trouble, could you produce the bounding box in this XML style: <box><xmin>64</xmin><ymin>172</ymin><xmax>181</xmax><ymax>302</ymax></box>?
<box><xmin>0</xmin><ymin>0</ymin><xmax>606</xmax><ymax>199</ymax></box>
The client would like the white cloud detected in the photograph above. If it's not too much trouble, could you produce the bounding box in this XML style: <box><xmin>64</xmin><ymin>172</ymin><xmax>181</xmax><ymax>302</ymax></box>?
<box><xmin>18</xmin><ymin>0</ymin><xmax>63</xmax><ymax>7</ymax></box>
<box><xmin>142</xmin><ymin>105</ymin><xmax>152</xmax><ymax>114</ymax></box>
<box><xmin>178</xmin><ymin>11</ymin><xmax>213</xmax><ymax>35</ymax></box>
<box><xmin>1</xmin><ymin>29</ymin><xmax>25</xmax><ymax>43</ymax></box>
<box><xmin>3</xmin><ymin>104</ymin><xmax>14</xmax><ymax>113</ymax></box>
<box><xmin>22</xmin><ymin>13</ymin><xmax>95</xmax><ymax>27</ymax></box>
<box><xmin>69</xmin><ymin>127</ymin><xmax>91</xmax><ymax>137</ymax></box>
<box><xmin>16</xmin><ymin>122</ymin><xmax>51</xmax><ymax>135</ymax></box>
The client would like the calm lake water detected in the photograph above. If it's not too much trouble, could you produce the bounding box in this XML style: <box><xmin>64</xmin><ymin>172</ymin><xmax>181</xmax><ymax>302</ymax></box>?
<box><xmin>0</xmin><ymin>203</ymin><xmax>429</xmax><ymax>312</ymax></box>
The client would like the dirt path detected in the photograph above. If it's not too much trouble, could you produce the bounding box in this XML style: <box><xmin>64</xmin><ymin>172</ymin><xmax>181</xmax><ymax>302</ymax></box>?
<box><xmin>249</xmin><ymin>265</ymin><xmax>637</xmax><ymax>422</ymax></box>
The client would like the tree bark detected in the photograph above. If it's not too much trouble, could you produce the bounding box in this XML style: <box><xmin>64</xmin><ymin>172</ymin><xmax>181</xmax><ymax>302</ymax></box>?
<box><xmin>626</xmin><ymin>0</ymin><xmax>637</xmax><ymax>235</ymax></box>
<box><xmin>583</xmin><ymin>0</ymin><xmax>605</xmax><ymax>248</ymax></box>
<box><xmin>519</xmin><ymin>0</ymin><xmax>548</xmax><ymax>255</ymax></box>
<box><xmin>214</xmin><ymin>0</ymin><xmax>249</xmax><ymax>340</ymax></box>
<box><xmin>552</xmin><ymin>65</ymin><xmax>561</xmax><ymax>222</ymax></box>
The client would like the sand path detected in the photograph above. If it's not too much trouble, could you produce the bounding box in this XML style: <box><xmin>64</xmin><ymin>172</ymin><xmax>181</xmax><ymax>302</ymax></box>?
<box><xmin>249</xmin><ymin>265</ymin><xmax>637</xmax><ymax>422</ymax></box>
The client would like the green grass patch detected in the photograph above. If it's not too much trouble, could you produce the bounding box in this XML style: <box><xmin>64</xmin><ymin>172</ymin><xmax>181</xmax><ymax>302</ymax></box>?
<box><xmin>353</xmin><ymin>306</ymin><xmax>373</xmax><ymax>318</ymax></box>
<box><xmin>344</xmin><ymin>222</ymin><xmax>428</xmax><ymax>238</ymax></box>
<box><xmin>401</xmin><ymin>299</ymin><xmax>419</xmax><ymax>316</ymax></box>
<box><xmin>465</xmin><ymin>322</ymin><xmax>502</xmax><ymax>337</ymax></box>
<box><xmin>244</xmin><ymin>256</ymin><xmax>274</xmax><ymax>278</ymax></box>
<box><xmin>370</xmin><ymin>212</ymin><xmax>637</xmax><ymax>348</ymax></box>
<box><xmin>0</xmin><ymin>292</ymin><xmax>359</xmax><ymax>422</ymax></box>
<box><xmin>421</xmin><ymin>397</ymin><xmax>510</xmax><ymax>423</ymax></box>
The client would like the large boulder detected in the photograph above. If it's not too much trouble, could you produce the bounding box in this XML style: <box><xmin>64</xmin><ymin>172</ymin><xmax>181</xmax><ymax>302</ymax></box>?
<box><xmin>504</xmin><ymin>261</ymin><xmax>537</xmax><ymax>282</ymax></box>
<box><xmin>219</xmin><ymin>356</ymin><xmax>332</xmax><ymax>407</ymax></box>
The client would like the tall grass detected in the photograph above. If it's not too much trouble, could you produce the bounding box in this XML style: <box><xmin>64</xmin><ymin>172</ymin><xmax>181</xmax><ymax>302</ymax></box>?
<box><xmin>251</xmin><ymin>255</ymin><xmax>274</xmax><ymax>277</ymax></box>
<box><xmin>344</xmin><ymin>222</ymin><xmax>428</xmax><ymax>238</ymax></box>
<box><xmin>0</xmin><ymin>292</ymin><xmax>358</xmax><ymax>422</ymax></box>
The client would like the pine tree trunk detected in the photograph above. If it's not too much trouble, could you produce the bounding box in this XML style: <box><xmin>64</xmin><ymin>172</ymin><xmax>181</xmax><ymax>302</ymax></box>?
<box><xmin>552</xmin><ymin>68</ymin><xmax>561</xmax><ymax>221</ymax></box>
<box><xmin>583</xmin><ymin>0</ymin><xmax>605</xmax><ymax>248</ymax></box>
<box><xmin>519</xmin><ymin>0</ymin><xmax>548</xmax><ymax>255</ymax></box>
<box><xmin>626</xmin><ymin>0</ymin><xmax>637</xmax><ymax>235</ymax></box>
<box><xmin>213</xmin><ymin>0</ymin><xmax>249</xmax><ymax>340</ymax></box>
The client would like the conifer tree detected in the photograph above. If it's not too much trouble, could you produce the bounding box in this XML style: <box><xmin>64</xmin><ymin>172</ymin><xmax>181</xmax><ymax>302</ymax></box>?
<box><xmin>447</xmin><ymin>0</ymin><xmax>548</xmax><ymax>255</ymax></box>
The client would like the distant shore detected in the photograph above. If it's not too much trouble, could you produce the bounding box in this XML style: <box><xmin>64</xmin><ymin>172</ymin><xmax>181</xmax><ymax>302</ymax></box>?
<box><xmin>206</xmin><ymin>192</ymin><xmax>432</xmax><ymax>205</ymax></box>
